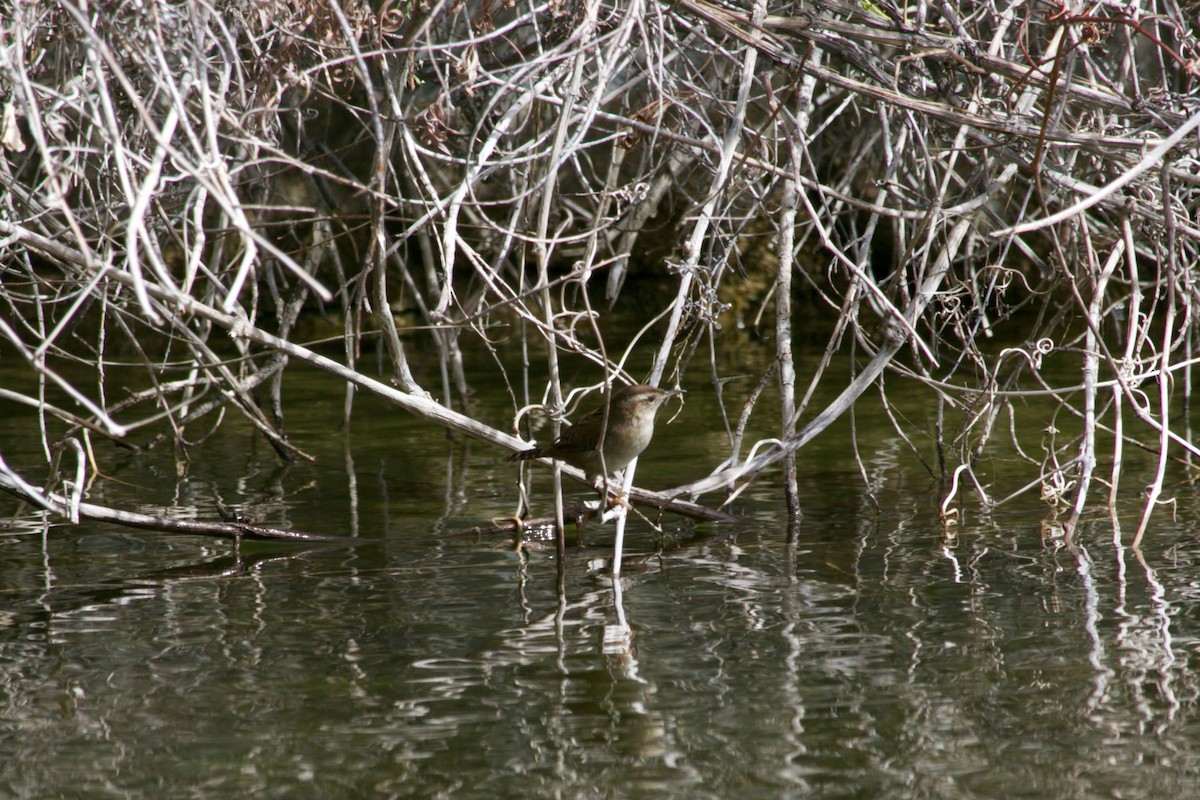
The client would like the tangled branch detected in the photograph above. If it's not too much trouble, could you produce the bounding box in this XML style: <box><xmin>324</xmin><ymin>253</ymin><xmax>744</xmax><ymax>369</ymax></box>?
<box><xmin>2</xmin><ymin>0</ymin><xmax>1198</xmax><ymax>542</ymax></box>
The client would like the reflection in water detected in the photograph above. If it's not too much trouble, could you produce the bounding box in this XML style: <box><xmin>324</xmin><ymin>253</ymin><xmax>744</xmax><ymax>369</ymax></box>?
<box><xmin>3</xmin><ymin>378</ymin><xmax>1200</xmax><ymax>797</ymax></box>
<box><xmin>3</xmin><ymin>492</ymin><xmax>1200</xmax><ymax>797</ymax></box>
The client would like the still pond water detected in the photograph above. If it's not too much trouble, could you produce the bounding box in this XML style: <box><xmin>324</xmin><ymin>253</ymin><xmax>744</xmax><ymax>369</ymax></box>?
<box><xmin>3</xmin><ymin>334</ymin><xmax>1200</xmax><ymax>799</ymax></box>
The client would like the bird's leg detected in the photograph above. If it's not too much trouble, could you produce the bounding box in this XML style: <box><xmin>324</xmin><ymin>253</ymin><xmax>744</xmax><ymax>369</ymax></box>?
<box><xmin>599</xmin><ymin>472</ymin><xmax>634</xmax><ymax>514</ymax></box>
<box><xmin>590</xmin><ymin>477</ymin><xmax>610</xmax><ymax>518</ymax></box>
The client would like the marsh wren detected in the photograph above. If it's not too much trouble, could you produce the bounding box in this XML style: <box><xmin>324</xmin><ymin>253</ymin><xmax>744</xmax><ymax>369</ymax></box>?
<box><xmin>508</xmin><ymin>384</ymin><xmax>681</xmax><ymax>487</ymax></box>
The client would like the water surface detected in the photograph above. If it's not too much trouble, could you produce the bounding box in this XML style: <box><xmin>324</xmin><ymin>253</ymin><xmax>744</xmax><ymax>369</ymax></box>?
<box><xmin>2</xmin><ymin>343</ymin><xmax>1199</xmax><ymax>799</ymax></box>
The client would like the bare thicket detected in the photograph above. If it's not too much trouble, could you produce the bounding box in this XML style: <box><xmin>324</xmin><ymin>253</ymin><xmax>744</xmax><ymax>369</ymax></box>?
<box><xmin>1</xmin><ymin>0</ymin><xmax>1199</xmax><ymax>543</ymax></box>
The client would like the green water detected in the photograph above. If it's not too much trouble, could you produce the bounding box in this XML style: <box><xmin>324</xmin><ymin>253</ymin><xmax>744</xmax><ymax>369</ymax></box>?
<box><xmin>2</xmin><ymin>328</ymin><xmax>1200</xmax><ymax>799</ymax></box>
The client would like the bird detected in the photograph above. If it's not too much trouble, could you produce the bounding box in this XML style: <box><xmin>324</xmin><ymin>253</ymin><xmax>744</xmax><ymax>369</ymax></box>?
<box><xmin>508</xmin><ymin>384</ymin><xmax>681</xmax><ymax>489</ymax></box>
